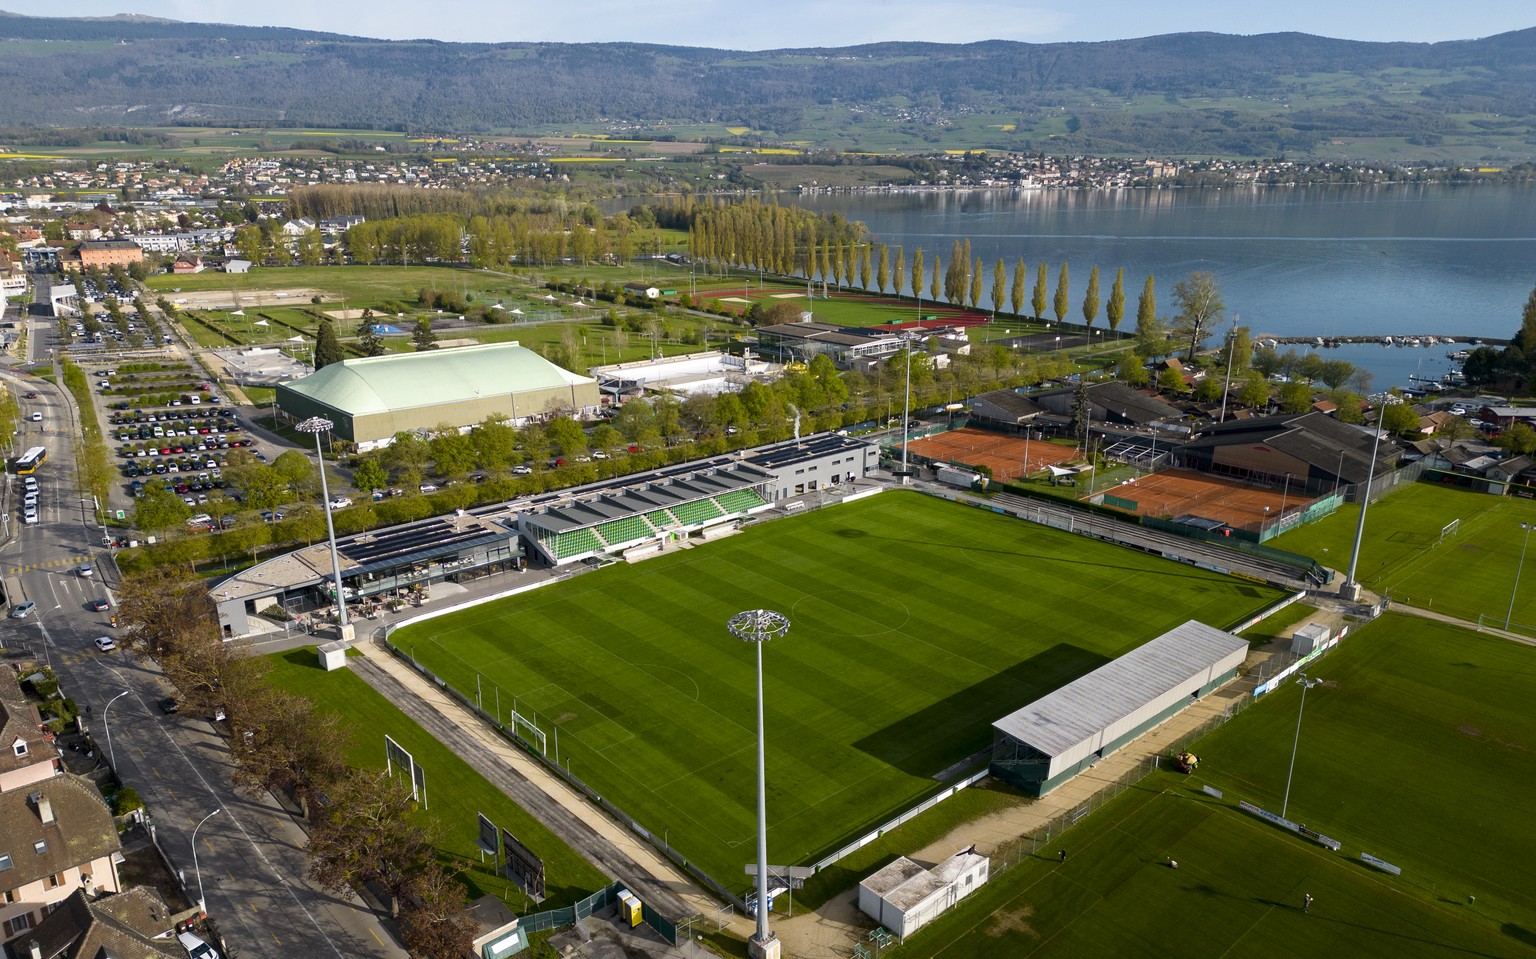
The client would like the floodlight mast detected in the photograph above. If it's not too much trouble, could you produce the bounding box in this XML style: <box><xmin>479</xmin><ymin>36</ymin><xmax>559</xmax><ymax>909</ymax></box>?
<box><xmin>728</xmin><ymin>609</ymin><xmax>791</xmax><ymax>959</ymax></box>
<box><xmin>296</xmin><ymin>415</ymin><xmax>351</xmax><ymax>637</ymax></box>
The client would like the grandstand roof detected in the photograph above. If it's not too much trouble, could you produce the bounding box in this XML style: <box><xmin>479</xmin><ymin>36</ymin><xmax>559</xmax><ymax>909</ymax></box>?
<box><xmin>280</xmin><ymin>342</ymin><xmax>595</xmax><ymax>416</ymax></box>
<box><xmin>1181</xmin><ymin>411</ymin><xmax>1393</xmax><ymax>483</ymax></box>
<box><xmin>993</xmin><ymin>621</ymin><xmax>1247</xmax><ymax>758</ymax></box>
<box><xmin>525</xmin><ymin>462</ymin><xmax>774</xmax><ymax>532</ymax></box>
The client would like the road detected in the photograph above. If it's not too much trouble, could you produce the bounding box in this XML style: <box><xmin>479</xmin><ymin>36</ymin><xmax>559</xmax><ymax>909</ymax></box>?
<box><xmin>0</xmin><ymin>364</ymin><xmax>406</xmax><ymax>959</ymax></box>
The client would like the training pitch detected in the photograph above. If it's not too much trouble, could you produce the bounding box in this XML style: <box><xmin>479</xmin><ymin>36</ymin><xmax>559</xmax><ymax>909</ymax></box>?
<box><xmin>396</xmin><ymin>491</ymin><xmax>1282</xmax><ymax>887</ymax></box>
<box><xmin>901</xmin><ymin>612</ymin><xmax>1536</xmax><ymax>958</ymax></box>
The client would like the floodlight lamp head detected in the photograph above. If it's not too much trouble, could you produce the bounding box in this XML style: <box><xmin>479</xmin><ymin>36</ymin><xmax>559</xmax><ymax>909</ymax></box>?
<box><xmin>296</xmin><ymin>416</ymin><xmax>335</xmax><ymax>435</ymax></box>
<box><xmin>727</xmin><ymin>609</ymin><xmax>790</xmax><ymax>644</ymax></box>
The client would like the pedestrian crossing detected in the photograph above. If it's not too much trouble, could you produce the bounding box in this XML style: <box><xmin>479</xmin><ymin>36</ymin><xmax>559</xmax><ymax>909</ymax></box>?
<box><xmin>6</xmin><ymin>555</ymin><xmax>92</xmax><ymax>574</ymax></box>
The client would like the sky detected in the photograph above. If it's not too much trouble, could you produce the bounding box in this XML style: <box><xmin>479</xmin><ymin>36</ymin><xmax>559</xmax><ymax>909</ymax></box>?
<box><xmin>13</xmin><ymin>1</ymin><xmax>1534</xmax><ymax>50</ymax></box>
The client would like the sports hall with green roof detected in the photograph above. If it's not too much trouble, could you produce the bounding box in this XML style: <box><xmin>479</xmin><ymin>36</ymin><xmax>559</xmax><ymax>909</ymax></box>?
<box><xmin>274</xmin><ymin>342</ymin><xmax>601</xmax><ymax>447</ymax></box>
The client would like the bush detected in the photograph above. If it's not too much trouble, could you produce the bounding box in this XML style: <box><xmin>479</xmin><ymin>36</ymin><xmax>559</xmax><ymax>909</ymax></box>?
<box><xmin>113</xmin><ymin>786</ymin><xmax>145</xmax><ymax>816</ymax></box>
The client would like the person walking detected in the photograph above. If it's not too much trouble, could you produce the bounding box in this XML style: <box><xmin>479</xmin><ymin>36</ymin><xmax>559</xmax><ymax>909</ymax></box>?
<box><xmin>1303</xmin><ymin>893</ymin><xmax>1313</xmax><ymax>914</ymax></box>
<box><xmin>1058</xmin><ymin>849</ymin><xmax>1067</xmax><ymax>863</ymax></box>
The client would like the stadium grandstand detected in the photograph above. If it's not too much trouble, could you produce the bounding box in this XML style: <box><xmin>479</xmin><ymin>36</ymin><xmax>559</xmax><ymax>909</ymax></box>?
<box><xmin>519</xmin><ymin>462</ymin><xmax>776</xmax><ymax>564</ymax></box>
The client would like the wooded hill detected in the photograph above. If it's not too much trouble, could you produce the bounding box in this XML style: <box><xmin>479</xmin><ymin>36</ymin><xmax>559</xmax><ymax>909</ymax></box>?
<box><xmin>1</xmin><ymin>10</ymin><xmax>1534</xmax><ymax>158</ymax></box>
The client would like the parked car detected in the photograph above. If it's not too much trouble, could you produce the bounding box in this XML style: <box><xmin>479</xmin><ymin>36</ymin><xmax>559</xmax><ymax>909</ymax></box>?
<box><xmin>9</xmin><ymin>601</ymin><xmax>37</xmax><ymax>619</ymax></box>
<box><xmin>418</xmin><ymin>483</ymin><xmax>439</xmax><ymax>493</ymax></box>
<box><xmin>94</xmin><ymin>636</ymin><xmax>117</xmax><ymax>652</ymax></box>
<box><xmin>91</xmin><ymin>598</ymin><xmax>111</xmax><ymax>612</ymax></box>
<box><xmin>328</xmin><ymin>496</ymin><xmax>352</xmax><ymax>509</ymax></box>
<box><xmin>177</xmin><ymin>930</ymin><xmax>220</xmax><ymax>959</ymax></box>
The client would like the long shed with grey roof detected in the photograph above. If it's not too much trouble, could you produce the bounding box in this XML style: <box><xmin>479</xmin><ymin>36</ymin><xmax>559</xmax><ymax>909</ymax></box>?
<box><xmin>990</xmin><ymin>621</ymin><xmax>1248</xmax><ymax>796</ymax></box>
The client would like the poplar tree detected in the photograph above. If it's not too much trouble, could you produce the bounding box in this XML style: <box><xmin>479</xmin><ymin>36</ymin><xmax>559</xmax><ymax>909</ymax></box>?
<box><xmin>912</xmin><ymin>248</ymin><xmax>925</xmax><ymax>305</ymax></box>
<box><xmin>991</xmin><ymin>259</ymin><xmax>1007</xmax><ymax>318</ymax></box>
<box><xmin>1032</xmin><ymin>263</ymin><xmax>1048</xmax><ymax>318</ymax></box>
<box><xmin>970</xmin><ymin>258</ymin><xmax>984</xmax><ymax>310</ymax></box>
<box><xmin>892</xmin><ymin>246</ymin><xmax>904</xmax><ymax>297</ymax></box>
<box><xmin>1137</xmin><ymin>274</ymin><xmax>1157</xmax><ymax>329</ymax></box>
<box><xmin>931</xmin><ymin>257</ymin><xmax>943</xmax><ymax>311</ymax></box>
<box><xmin>1053</xmin><ymin>263</ymin><xmax>1070</xmax><ymax>323</ymax></box>
<box><xmin>860</xmin><ymin>244</ymin><xmax>873</xmax><ymax>291</ymax></box>
<box><xmin>1010</xmin><ymin>259</ymin><xmax>1027</xmax><ymax>317</ymax></box>
<box><xmin>1082</xmin><ymin>265</ymin><xmax>1101</xmax><ymax>327</ymax></box>
<box><xmin>877</xmin><ymin>245</ymin><xmax>890</xmax><ymax>294</ymax></box>
<box><xmin>1106</xmin><ymin>268</ymin><xmax>1126</xmax><ymax>331</ymax></box>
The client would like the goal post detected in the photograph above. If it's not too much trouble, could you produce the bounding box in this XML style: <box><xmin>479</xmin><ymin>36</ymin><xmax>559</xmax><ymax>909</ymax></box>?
<box><xmin>511</xmin><ymin>711</ymin><xmax>547</xmax><ymax>756</ymax></box>
<box><xmin>1438</xmin><ymin>518</ymin><xmax>1460</xmax><ymax>545</ymax></box>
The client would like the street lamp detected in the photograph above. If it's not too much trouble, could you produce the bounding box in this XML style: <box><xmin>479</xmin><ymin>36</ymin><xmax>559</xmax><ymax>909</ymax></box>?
<box><xmin>1504</xmin><ymin>521</ymin><xmax>1535</xmax><ymax>630</ymax></box>
<box><xmin>899</xmin><ymin>335</ymin><xmax>914</xmax><ymax>482</ymax></box>
<box><xmin>1281</xmin><ymin>674</ymin><xmax>1323</xmax><ymax>819</ymax></box>
<box><xmin>1280</xmin><ymin>472</ymin><xmax>1292</xmax><ymax>516</ymax></box>
<box><xmin>295</xmin><ymin>416</ymin><xmax>351</xmax><ymax>639</ymax></box>
<box><xmin>190</xmin><ymin>807</ymin><xmax>221</xmax><ymax>915</ymax></box>
<box><xmin>102</xmin><ymin>690</ymin><xmax>130</xmax><ymax>774</ymax></box>
<box><xmin>728</xmin><ymin>609</ymin><xmax>791</xmax><ymax>959</ymax></box>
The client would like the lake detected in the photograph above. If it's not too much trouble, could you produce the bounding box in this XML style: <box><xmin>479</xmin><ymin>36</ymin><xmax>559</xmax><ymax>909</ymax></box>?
<box><xmin>795</xmin><ymin>183</ymin><xmax>1536</xmax><ymax>390</ymax></box>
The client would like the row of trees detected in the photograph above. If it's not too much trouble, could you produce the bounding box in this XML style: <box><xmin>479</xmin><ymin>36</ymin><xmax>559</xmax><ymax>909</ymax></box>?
<box><xmin>116</xmin><ymin>567</ymin><xmax>476</xmax><ymax>958</ymax></box>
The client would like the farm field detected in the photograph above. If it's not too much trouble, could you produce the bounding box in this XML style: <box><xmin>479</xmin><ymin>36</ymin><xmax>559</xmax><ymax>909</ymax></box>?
<box><xmin>1272</xmin><ymin>481</ymin><xmax>1536</xmax><ymax>626</ymax></box>
<box><xmin>263</xmin><ymin>649</ymin><xmax>608</xmax><ymax>910</ymax></box>
<box><xmin>900</xmin><ymin>613</ymin><xmax>1536</xmax><ymax>958</ymax></box>
<box><xmin>395</xmin><ymin>491</ymin><xmax>1282</xmax><ymax>889</ymax></box>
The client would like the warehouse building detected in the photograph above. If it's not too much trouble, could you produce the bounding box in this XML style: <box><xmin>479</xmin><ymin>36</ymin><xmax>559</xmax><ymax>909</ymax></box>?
<box><xmin>990</xmin><ymin>621</ymin><xmax>1248</xmax><ymax>796</ymax></box>
<box><xmin>275</xmin><ymin>342</ymin><xmax>601</xmax><ymax>449</ymax></box>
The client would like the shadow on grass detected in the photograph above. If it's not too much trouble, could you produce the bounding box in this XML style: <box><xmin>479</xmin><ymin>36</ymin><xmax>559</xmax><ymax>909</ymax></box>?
<box><xmin>853</xmin><ymin>642</ymin><xmax>1108</xmax><ymax>777</ymax></box>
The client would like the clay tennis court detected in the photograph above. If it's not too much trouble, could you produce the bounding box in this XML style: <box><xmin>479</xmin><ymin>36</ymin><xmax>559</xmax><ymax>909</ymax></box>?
<box><xmin>1097</xmin><ymin>469</ymin><xmax>1313</xmax><ymax>532</ymax></box>
<box><xmin>902</xmin><ymin>427</ymin><xmax>1080</xmax><ymax>480</ymax></box>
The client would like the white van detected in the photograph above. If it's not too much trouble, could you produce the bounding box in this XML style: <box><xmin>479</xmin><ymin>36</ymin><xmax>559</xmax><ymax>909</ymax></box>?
<box><xmin>177</xmin><ymin>930</ymin><xmax>221</xmax><ymax>959</ymax></box>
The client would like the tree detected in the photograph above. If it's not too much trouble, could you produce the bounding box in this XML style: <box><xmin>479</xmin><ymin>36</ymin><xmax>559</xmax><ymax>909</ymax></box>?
<box><xmin>411</xmin><ymin>318</ymin><xmax>438</xmax><ymax>351</ymax></box>
<box><xmin>546</xmin><ymin>415</ymin><xmax>587</xmax><ymax>456</ymax></box>
<box><xmin>1081</xmin><ymin>266</ymin><xmax>1100</xmax><ymax>327</ymax></box>
<box><xmin>1381</xmin><ymin>397</ymin><xmax>1424</xmax><ymax>435</ymax></box>
<box><xmin>931</xmin><ymin>256</ymin><xmax>942</xmax><ymax>309</ymax></box>
<box><xmin>132</xmin><ymin>483</ymin><xmax>190</xmax><ymax>534</ymax></box>
<box><xmin>470</xmin><ymin>414</ymin><xmax>517</xmax><ymax>473</ymax></box>
<box><xmin>1171</xmin><ymin>272</ymin><xmax>1225</xmax><ymax>361</ymax></box>
<box><xmin>353</xmin><ymin>456</ymin><xmax>389</xmax><ymax>492</ymax></box>
<box><xmin>1157</xmin><ymin>365</ymin><xmax>1187</xmax><ymax>395</ymax></box>
<box><xmin>230</xmin><ymin>687</ymin><xmax>349</xmax><ymax>818</ymax></box>
<box><xmin>385</xmin><ymin>431</ymin><xmax>432</xmax><ymax>488</ymax></box>
<box><xmin>1318</xmin><ymin>359</ymin><xmax>1356</xmax><ymax>390</ymax></box>
<box><xmin>398</xmin><ymin>867</ymin><xmax>476</xmax><ymax>959</ymax></box>
<box><xmin>1106</xmin><ymin>268</ymin><xmax>1126</xmax><ymax>331</ymax></box>
<box><xmin>1070</xmin><ymin>378</ymin><xmax>1091</xmax><ymax>448</ymax></box>
<box><xmin>876</xmin><ymin>245</ymin><xmax>890</xmax><ymax>294</ymax></box>
<box><xmin>1251</xmin><ymin>345</ymin><xmax>1283</xmax><ymax>380</ymax></box>
<box><xmin>314</xmin><ymin>318</ymin><xmax>345</xmax><ymax>370</ymax></box>
<box><xmin>1239</xmin><ymin>375</ymin><xmax>1272</xmax><ymax>410</ymax></box>
<box><xmin>1116</xmin><ymin>351</ymin><xmax>1149</xmax><ymax>387</ymax></box>
<box><xmin>911</xmin><ymin>248</ymin><xmax>924</xmax><ymax>306</ymax></box>
<box><xmin>1010</xmin><ymin>259</ymin><xmax>1027</xmax><ymax>317</ymax></box>
<box><xmin>1052</xmin><ymin>263</ymin><xmax>1070</xmax><ymax>323</ymax></box>
<box><xmin>1032</xmin><ymin>263</ymin><xmax>1048</xmax><ymax>319</ymax></box>
<box><xmin>272</xmin><ymin>449</ymin><xmax>316</xmax><ymax>495</ymax></box>
<box><xmin>1194</xmin><ymin>376</ymin><xmax>1225</xmax><ymax>403</ymax></box>
<box><xmin>1136</xmin><ymin>275</ymin><xmax>1156</xmax><ymax>333</ymax></box>
<box><xmin>969</xmin><ymin>257</ymin><xmax>983</xmax><ymax>310</ymax></box>
<box><xmin>358</xmin><ymin>309</ymin><xmax>386</xmax><ymax>357</ymax></box>
<box><xmin>307</xmin><ymin>768</ymin><xmax>435</xmax><ymax>916</ymax></box>
<box><xmin>429</xmin><ymin>426</ymin><xmax>476</xmax><ymax>481</ymax></box>
<box><xmin>297</xmin><ymin>228</ymin><xmax>325</xmax><ymax>266</ymax></box>
<box><xmin>990</xmin><ymin>259</ymin><xmax>1006</xmax><ymax>318</ymax></box>
<box><xmin>1279</xmin><ymin>381</ymin><xmax>1314</xmax><ymax>414</ymax></box>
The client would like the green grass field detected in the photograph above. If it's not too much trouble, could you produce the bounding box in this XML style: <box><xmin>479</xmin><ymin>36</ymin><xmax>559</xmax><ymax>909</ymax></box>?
<box><xmin>263</xmin><ymin>649</ymin><xmax>608</xmax><ymax>909</ymax></box>
<box><xmin>395</xmin><ymin>491</ymin><xmax>1282</xmax><ymax>888</ymax></box>
<box><xmin>898</xmin><ymin>613</ymin><xmax>1536</xmax><ymax>958</ymax></box>
<box><xmin>1273</xmin><ymin>481</ymin><xmax>1536</xmax><ymax>626</ymax></box>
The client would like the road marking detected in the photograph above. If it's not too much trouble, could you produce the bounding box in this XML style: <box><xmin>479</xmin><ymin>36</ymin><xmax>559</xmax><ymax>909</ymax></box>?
<box><xmin>202</xmin><ymin>837</ymin><xmax>215</xmax><ymax>854</ymax></box>
<box><xmin>370</xmin><ymin>929</ymin><xmax>384</xmax><ymax>946</ymax></box>
<box><xmin>152</xmin><ymin>766</ymin><xmax>161</xmax><ymax>779</ymax></box>
<box><xmin>271</xmin><ymin>933</ymin><xmax>282</xmax><ymax>945</ymax></box>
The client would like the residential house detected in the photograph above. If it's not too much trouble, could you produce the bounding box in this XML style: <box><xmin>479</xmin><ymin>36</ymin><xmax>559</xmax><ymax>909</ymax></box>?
<box><xmin>280</xmin><ymin>217</ymin><xmax>316</xmax><ymax>238</ymax></box>
<box><xmin>621</xmin><ymin>282</ymin><xmax>660</xmax><ymax>300</ymax></box>
<box><xmin>223</xmin><ymin>260</ymin><xmax>252</xmax><ymax>274</ymax></box>
<box><xmin>0</xmin><ymin>777</ymin><xmax>124</xmax><ymax>946</ymax></box>
<box><xmin>0</xmin><ymin>669</ymin><xmax>59</xmax><ymax>797</ymax></box>
<box><xmin>170</xmin><ymin>255</ymin><xmax>204</xmax><ymax>275</ymax></box>
<box><xmin>17</xmin><ymin>886</ymin><xmax>182</xmax><ymax>959</ymax></box>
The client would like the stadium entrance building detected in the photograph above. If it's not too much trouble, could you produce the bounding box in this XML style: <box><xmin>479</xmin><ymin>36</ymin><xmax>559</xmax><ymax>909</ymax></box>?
<box><xmin>990</xmin><ymin>621</ymin><xmax>1248</xmax><ymax>796</ymax></box>
<box><xmin>275</xmin><ymin>342</ymin><xmax>601</xmax><ymax>450</ymax></box>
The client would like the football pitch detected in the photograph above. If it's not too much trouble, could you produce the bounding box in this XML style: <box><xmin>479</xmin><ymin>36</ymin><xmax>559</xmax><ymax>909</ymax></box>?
<box><xmin>1273</xmin><ymin>482</ymin><xmax>1536</xmax><ymax>627</ymax></box>
<box><xmin>396</xmin><ymin>491</ymin><xmax>1283</xmax><ymax>887</ymax></box>
<box><xmin>899</xmin><ymin>613</ymin><xmax>1536</xmax><ymax>958</ymax></box>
